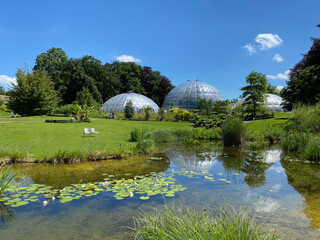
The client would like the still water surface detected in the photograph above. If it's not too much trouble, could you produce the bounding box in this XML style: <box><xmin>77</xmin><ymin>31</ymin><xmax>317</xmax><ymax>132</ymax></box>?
<box><xmin>1</xmin><ymin>143</ymin><xmax>320</xmax><ymax>239</ymax></box>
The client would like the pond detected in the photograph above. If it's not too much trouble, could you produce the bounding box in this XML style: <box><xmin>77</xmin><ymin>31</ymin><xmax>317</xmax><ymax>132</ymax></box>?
<box><xmin>1</xmin><ymin>142</ymin><xmax>320</xmax><ymax>239</ymax></box>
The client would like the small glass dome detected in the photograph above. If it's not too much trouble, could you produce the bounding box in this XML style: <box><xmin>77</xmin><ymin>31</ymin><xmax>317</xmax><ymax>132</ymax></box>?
<box><xmin>162</xmin><ymin>80</ymin><xmax>224</xmax><ymax>110</ymax></box>
<box><xmin>100</xmin><ymin>93</ymin><xmax>159</xmax><ymax>113</ymax></box>
<box><xmin>233</xmin><ymin>93</ymin><xmax>285</xmax><ymax>112</ymax></box>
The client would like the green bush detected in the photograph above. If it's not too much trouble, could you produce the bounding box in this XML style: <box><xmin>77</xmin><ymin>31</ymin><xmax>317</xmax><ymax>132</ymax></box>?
<box><xmin>124</xmin><ymin>101</ymin><xmax>134</xmax><ymax>119</ymax></box>
<box><xmin>135</xmin><ymin>139</ymin><xmax>153</xmax><ymax>154</ymax></box>
<box><xmin>222</xmin><ymin>116</ymin><xmax>245</xmax><ymax>146</ymax></box>
<box><xmin>305</xmin><ymin>135</ymin><xmax>320</xmax><ymax>160</ymax></box>
<box><xmin>282</xmin><ymin>132</ymin><xmax>309</xmax><ymax>153</ymax></box>
<box><xmin>54</xmin><ymin>104</ymin><xmax>77</xmax><ymax>115</ymax></box>
<box><xmin>130</xmin><ymin>128</ymin><xmax>141</xmax><ymax>142</ymax></box>
<box><xmin>133</xmin><ymin>205</ymin><xmax>276</xmax><ymax>240</ymax></box>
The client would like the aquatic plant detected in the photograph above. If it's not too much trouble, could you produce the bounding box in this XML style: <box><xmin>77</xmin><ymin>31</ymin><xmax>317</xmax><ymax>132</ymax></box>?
<box><xmin>222</xmin><ymin>116</ymin><xmax>245</xmax><ymax>146</ymax></box>
<box><xmin>132</xmin><ymin>205</ymin><xmax>277</xmax><ymax>240</ymax></box>
<box><xmin>0</xmin><ymin>164</ymin><xmax>15</xmax><ymax>194</ymax></box>
<box><xmin>135</xmin><ymin>139</ymin><xmax>153</xmax><ymax>154</ymax></box>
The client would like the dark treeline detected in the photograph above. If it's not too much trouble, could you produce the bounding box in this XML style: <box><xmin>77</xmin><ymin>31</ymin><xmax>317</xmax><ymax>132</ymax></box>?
<box><xmin>33</xmin><ymin>47</ymin><xmax>174</xmax><ymax>106</ymax></box>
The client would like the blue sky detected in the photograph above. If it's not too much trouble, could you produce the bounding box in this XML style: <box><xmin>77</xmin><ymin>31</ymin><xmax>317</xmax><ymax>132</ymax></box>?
<box><xmin>1</xmin><ymin>0</ymin><xmax>319</xmax><ymax>99</ymax></box>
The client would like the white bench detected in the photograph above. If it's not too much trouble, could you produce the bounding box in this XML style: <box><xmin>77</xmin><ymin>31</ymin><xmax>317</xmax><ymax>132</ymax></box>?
<box><xmin>91</xmin><ymin>128</ymin><xmax>99</xmax><ymax>136</ymax></box>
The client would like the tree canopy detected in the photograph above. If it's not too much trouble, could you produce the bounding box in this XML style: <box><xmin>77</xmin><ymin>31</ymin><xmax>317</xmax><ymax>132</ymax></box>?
<box><xmin>240</xmin><ymin>71</ymin><xmax>268</xmax><ymax>119</ymax></box>
<box><xmin>7</xmin><ymin>69</ymin><xmax>60</xmax><ymax>115</ymax></box>
<box><xmin>33</xmin><ymin>47</ymin><xmax>174</xmax><ymax>107</ymax></box>
<box><xmin>282</xmin><ymin>25</ymin><xmax>320</xmax><ymax>110</ymax></box>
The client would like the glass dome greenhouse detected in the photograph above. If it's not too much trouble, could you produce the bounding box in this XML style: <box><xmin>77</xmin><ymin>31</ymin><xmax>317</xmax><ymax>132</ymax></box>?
<box><xmin>162</xmin><ymin>80</ymin><xmax>224</xmax><ymax>110</ymax></box>
<box><xmin>233</xmin><ymin>93</ymin><xmax>285</xmax><ymax>112</ymax></box>
<box><xmin>100</xmin><ymin>93</ymin><xmax>159</xmax><ymax>113</ymax></box>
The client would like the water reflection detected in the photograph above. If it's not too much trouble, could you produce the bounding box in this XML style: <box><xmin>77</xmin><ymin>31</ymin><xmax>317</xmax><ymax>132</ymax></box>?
<box><xmin>12</xmin><ymin>155</ymin><xmax>170</xmax><ymax>189</ymax></box>
<box><xmin>165</xmin><ymin>149</ymin><xmax>217</xmax><ymax>171</ymax></box>
<box><xmin>0</xmin><ymin>201</ymin><xmax>15</xmax><ymax>224</ymax></box>
<box><xmin>281</xmin><ymin>160</ymin><xmax>320</xmax><ymax>228</ymax></box>
<box><xmin>218</xmin><ymin>147</ymin><xmax>281</xmax><ymax>188</ymax></box>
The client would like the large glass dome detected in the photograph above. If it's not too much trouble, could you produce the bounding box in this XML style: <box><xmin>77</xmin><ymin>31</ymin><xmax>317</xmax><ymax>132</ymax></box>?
<box><xmin>233</xmin><ymin>93</ymin><xmax>285</xmax><ymax>112</ymax></box>
<box><xmin>162</xmin><ymin>80</ymin><xmax>224</xmax><ymax>110</ymax></box>
<box><xmin>100</xmin><ymin>93</ymin><xmax>159</xmax><ymax>113</ymax></box>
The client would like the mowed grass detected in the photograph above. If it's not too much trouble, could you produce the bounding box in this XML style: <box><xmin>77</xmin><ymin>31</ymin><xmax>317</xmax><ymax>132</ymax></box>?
<box><xmin>245</xmin><ymin>118</ymin><xmax>288</xmax><ymax>132</ymax></box>
<box><xmin>0</xmin><ymin>116</ymin><xmax>191</xmax><ymax>158</ymax></box>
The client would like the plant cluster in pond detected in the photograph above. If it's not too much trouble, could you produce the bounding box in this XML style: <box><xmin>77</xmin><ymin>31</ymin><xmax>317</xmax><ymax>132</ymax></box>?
<box><xmin>0</xmin><ymin>168</ymin><xmax>241</xmax><ymax>208</ymax></box>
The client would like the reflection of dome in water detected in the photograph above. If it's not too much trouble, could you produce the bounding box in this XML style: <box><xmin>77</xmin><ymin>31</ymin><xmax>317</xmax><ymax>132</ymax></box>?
<box><xmin>162</xmin><ymin>80</ymin><xmax>224</xmax><ymax>110</ymax></box>
<box><xmin>233</xmin><ymin>93</ymin><xmax>285</xmax><ymax>112</ymax></box>
<box><xmin>263</xmin><ymin>149</ymin><xmax>281</xmax><ymax>164</ymax></box>
<box><xmin>165</xmin><ymin>150</ymin><xmax>217</xmax><ymax>171</ymax></box>
<box><xmin>100</xmin><ymin>92</ymin><xmax>159</xmax><ymax>113</ymax></box>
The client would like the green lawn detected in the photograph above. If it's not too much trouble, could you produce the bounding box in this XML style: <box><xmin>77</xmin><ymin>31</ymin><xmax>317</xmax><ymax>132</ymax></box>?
<box><xmin>245</xmin><ymin>118</ymin><xmax>288</xmax><ymax>132</ymax></box>
<box><xmin>0</xmin><ymin>116</ymin><xmax>191</xmax><ymax>159</ymax></box>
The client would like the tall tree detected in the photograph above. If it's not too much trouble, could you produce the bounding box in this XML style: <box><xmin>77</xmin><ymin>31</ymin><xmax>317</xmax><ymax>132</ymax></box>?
<box><xmin>240</xmin><ymin>71</ymin><xmax>267</xmax><ymax>119</ymax></box>
<box><xmin>282</xmin><ymin>25</ymin><xmax>320</xmax><ymax>110</ymax></box>
<box><xmin>105</xmin><ymin>61</ymin><xmax>145</xmax><ymax>94</ymax></box>
<box><xmin>33</xmin><ymin>47</ymin><xmax>68</xmax><ymax>93</ymax></box>
<box><xmin>7</xmin><ymin>69</ymin><xmax>60</xmax><ymax>115</ymax></box>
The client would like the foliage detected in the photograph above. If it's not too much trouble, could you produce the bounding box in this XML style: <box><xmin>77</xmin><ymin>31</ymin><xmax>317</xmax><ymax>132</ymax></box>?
<box><xmin>129</xmin><ymin>128</ymin><xmax>141</xmax><ymax>142</ymax></box>
<box><xmin>175</xmin><ymin>111</ymin><xmax>193</xmax><ymax>121</ymax></box>
<box><xmin>140</xmin><ymin>106</ymin><xmax>153</xmax><ymax>121</ymax></box>
<box><xmin>7</xmin><ymin>69</ymin><xmax>60</xmax><ymax>115</ymax></box>
<box><xmin>145</xmin><ymin>129</ymin><xmax>174</xmax><ymax>143</ymax></box>
<box><xmin>74</xmin><ymin>103</ymin><xmax>92</xmax><ymax>122</ymax></box>
<box><xmin>54</xmin><ymin>104</ymin><xmax>78</xmax><ymax>115</ymax></box>
<box><xmin>305</xmin><ymin>135</ymin><xmax>320</xmax><ymax>161</ymax></box>
<box><xmin>282</xmin><ymin>65</ymin><xmax>320</xmax><ymax>111</ymax></box>
<box><xmin>0</xmin><ymin>86</ymin><xmax>5</xmax><ymax>95</ymax></box>
<box><xmin>282</xmin><ymin>132</ymin><xmax>309</xmax><ymax>153</ymax></box>
<box><xmin>282</xmin><ymin>25</ymin><xmax>320</xmax><ymax>110</ymax></box>
<box><xmin>169</xmin><ymin>107</ymin><xmax>187</xmax><ymax>114</ymax></box>
<box><xmin>285</xmin><ymin>103</ymin><xmax>320</xmax><ymax>134</ymax></box>
<box><xmin>135</xmin><ymin>139</ymin><xmax>153</xmax><ymax>154</ymax></box>
<box><xmin>76</xmin><ymin>87</ymin><xmax>98</xmax><ymax>107</ymax></box>
<box><xmin>266</xmin><ymin>83</ymin><xmax>279</xmax><ymax>96</ymax></box>
<box><xmin>240</xmin><ymin>71</ymin><xmax>268</xmax><ymax>120</ymax></box>
<box><xmin>192</xmin><ymin>113</ymin><xmax>227</xmax><ymax>128</ymax></box>
<box><xmin>222</xmin><ymin>116</ymin><xmax>245</xmax><ymax>146</ymax></box>
<box><xmin>124</xmin><ymin>100</ymin><xmax>134</xmax><ymax>119</ymax></box>
<box><xmin>133</xmin><ymin>205</ymin><xmax>276</xmax><ymax>240</ymax></box>
<box><xmin>0</xmin><ymin>164</ymin><xmax>15</xmax><ymax>195</ymax></box>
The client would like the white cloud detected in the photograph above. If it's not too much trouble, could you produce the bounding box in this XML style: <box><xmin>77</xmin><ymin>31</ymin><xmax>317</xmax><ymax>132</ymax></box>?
<box><xmin>0</xmin><ymin>75</ymin><xmax>16</xmax><ymax>87</ymax></box>
<box><xmin>267</xmin><ymin>70</ymin><xmax>290</xmax><ymax>80</ymax></box>
<box><xmin>255</xmin><ymin>33</ymin><xmax>283</xmax><ymax>50</ymax></box>
<box><xmin>243</xmin><ymin>43</ymin><xmax>257</xmax><ymax>55</ymax></box>
<box><xmin>116</xmin><ymin>54</ymin><xmax>141</xmax><ymax>63</ymax></box>
<box><xmin>273</xmin><ymin>53</ymin><xmax>284</xmax><ymax>62</ymax></box>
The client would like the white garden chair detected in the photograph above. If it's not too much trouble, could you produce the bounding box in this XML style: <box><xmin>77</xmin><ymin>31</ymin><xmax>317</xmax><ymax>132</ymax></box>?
<box><xmin>91</xmin><ymin>128</ymin><xmax>99</xmax><ymax>136</ymax></box>
<box><xmin>83</xmin><ymin>128</ymin><xmax>91</xmax><ymax>137</ymax></box>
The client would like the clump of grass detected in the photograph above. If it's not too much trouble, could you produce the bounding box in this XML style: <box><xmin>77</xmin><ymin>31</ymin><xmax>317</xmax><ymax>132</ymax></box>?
<box><xmin>222</xmin><ymin>116</ymin><xmax>245</xmax><ymax>146</ymax></box>
<box><xmin>132</xmin><ymin>205</ymin><xmax>276</xmax><ymax>240</ymax></box>
<box><xmin>282</xmin><ymin>132</ymin><xmax>309</xmax><ymax>153</ymax></box>
<box><xmin>0</xmin><ymin>164</ymin><xmax>15</xmax><ymax>194</ymax></box>
<box><xmin>263</xmin><ymin>123</ymin><xmax>284</xmax><ymax>143</ymax></box>
<box><xmin>144</xmin><ymin>129</ymin><xmax>174</xmax><ymax>143</ymax></box>
<box><xmin>305</xmin><ymin>135</ymin><xmax>320</xmax><ymax>161</ymax></box>
<box><xmin>192</xmin><ymin>127</ymin><xmax>222</xmax><ymax>140</ymax></box>
<box><xmin>0</xmin><ymin>146</ymin><xmax>30</xmax><ymax>162</ymax></box>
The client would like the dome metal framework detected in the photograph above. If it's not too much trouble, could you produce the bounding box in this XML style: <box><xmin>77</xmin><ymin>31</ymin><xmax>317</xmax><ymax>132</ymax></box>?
<box><xmin>100</xmin><ymin>92</ymin><xmax>160</xmax><ymax>113</ymax></box>
<box><xmin>233</xmin><ymin>93</ymin><xmax>285</xmax><ymax>112</ymax></box>
<box><xmin>162</xmin><ymin>80</ymin><xmax>224</xmax><ymax>110</ymax></box>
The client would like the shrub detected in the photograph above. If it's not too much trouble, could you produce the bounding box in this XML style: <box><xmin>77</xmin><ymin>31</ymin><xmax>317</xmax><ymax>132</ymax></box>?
<box><xmin>135</xmin><ymin>139</ymin><xmax>153</xmax><ymax>154</ymax></box>
<box><xmin>130</xmin><ymin>128</ymin><xmax>141</xmax><ymax>142</ymax></box>
<box><xmin>222</xmin><ymin>116</ymin><xmax>245</xmax><ymax>146</ymax></box>
<box><xmin>176</xmin><ymin>111</ymin><xmax>193</xmax><ymax>121</ymax></box>
<box><xmin>54</xmin><ymin>104</ymin><xmax>78</xmax><ymax>115</ymax></box>
<box><xmin>305</xmin><ymin>135</ymin><xmax>320</xmax><ymax>160</ymax></box>
<box><xmin>133</xmin><ymin>205</ymin><xmax>276</xmax><ymax>240</ymax></box>
<box><xmin>124</xmin><ymin>101</ymin><xmax>134</xmax><ymax>119</ymax></box>
<box><xmin>282</xmin><ymin>132</ymin><xmax>309</xmax><ymax>153</ymax></box>
<box><xmin>169</xmin><ymin>107</ymin><xmax>187</xmax><ymax>114</ymax></box>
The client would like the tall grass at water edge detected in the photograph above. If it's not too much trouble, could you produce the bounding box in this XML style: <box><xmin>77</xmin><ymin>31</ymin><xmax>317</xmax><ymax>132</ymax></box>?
<box><xmin>132</xmin><ymin>205</ymin><xmax>277</xmax><ymax>240</ymax></box>
<box><xmin>0</xmin><ymin>164</ymin><xmax>15</xmax><ymax>194</ymax></box>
